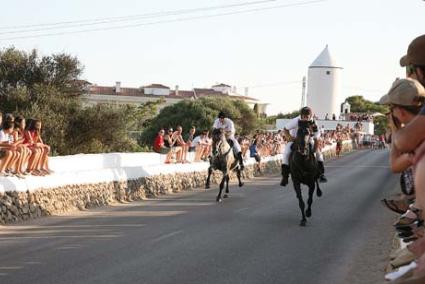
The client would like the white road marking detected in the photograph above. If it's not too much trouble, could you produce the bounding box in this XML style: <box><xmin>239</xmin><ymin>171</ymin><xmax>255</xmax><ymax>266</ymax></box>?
<box><xmin>152</xmin><ymin>230</ymin><xmax>183</xmax><ymax>243</ymax></box>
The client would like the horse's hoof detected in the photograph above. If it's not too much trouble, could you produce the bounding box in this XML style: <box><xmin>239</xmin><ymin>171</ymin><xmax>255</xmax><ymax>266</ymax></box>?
<box><xmin>239</xmin><ymin>182</ymin><xmax>244</xmax><ymax>187</ymax></box>
<box><xmin>300</xmin><ymin>220</ymin><xmax>307</xmax><ymax>226</ymax></box>
<box><xmin>216</xmin><ymin>198</ymin><xmax>222</xmax><ymax>203</ymax></box>
<box><xmin>306</xmin><ymin>209</ymin><xmax>312</xmax><ymax>217</ymax></box>
<box><xmin>223</xmin><ymin>194</ymin><xmax>229</xmax><ymax>198</ymax></box>
<box><xmin>205</xmin><ymin>185</ymin><xmax>210</xmax><ymax>189</ymax></box>
<box><xmin>317</xmin><ymin>189</ymin><xmax>322</xmax><ymax>197</ymax></box>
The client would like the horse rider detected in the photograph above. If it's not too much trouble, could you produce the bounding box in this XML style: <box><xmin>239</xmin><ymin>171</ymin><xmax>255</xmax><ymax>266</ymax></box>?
<box><xmin>280</xmin><ymin>106</ymin><xmax>327</xmax><ymax>186</ymax></box>
<box><xmin>212</xmin><ymin>111</ymin><xmax>245</xmax><ymax>170</ymax></box>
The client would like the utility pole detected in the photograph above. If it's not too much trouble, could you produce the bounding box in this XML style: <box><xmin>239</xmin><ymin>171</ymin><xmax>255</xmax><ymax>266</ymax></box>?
<box><xmin>300</xmin><ymin>76</ymin><xmax>306</xmax><ymax>108</ymax></box>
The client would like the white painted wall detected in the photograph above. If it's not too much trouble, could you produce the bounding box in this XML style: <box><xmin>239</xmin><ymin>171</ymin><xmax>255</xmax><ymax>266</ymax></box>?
<box><xmin>143</xmin><ymin>87</ymin><xmax>170</xmax><ymax>96</ymax></box>
<box><xmin>212</xmin><ymin>86</ymin><xmax>231</xmax><ymax>94</ymax></box>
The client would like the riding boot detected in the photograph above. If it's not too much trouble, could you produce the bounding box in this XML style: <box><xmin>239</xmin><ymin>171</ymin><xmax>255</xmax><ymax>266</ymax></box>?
<box><xmin>318</xmin><ymin>161</ymin><xmax>327</xmax><ymax>183</ymax></box>
<box><xmin>280</xmin><ymin>164</ymin><xmax>290</xmax><ymax>186</ymax></box>
<box><xmin>237</xmin><ymin>152</ymin><xmax>245</xmax><ymax>170</ymax></box>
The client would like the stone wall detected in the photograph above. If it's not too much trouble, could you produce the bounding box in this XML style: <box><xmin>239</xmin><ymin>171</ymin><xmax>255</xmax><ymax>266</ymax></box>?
<box><xmin>0</xmin><ymin>142</ymin><xmax>353</xmax><ymax>224</ymax></box>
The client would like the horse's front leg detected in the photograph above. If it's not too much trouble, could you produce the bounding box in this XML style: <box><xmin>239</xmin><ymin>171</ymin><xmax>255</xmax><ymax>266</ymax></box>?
<box><xmin>293</xmin><ymin>181</ymin><xmax>306</xmax><ymax>226</ymax></box>
<box><xmin>205</xmin><ymin>166</ymin><xmax>213</xmax><ymax>189</ymax></box>
<box><xmin>223</xmin><ymin>174</ymin><xmax>230</xmax><ymax>198</ymax></box>
<box><xmin>305</xmin><ymin>183</ymin><xmax>315</xmax><ymax>218</ymax></box>
<box><xmin>237</xmin><ymin>168</ymin><xmax>244</xmax><ymax>187</ymax></box>
<box><xmin>217</xmin><ymin>175</ymin><xmax>226</xmax><ymax>202</ymax></box>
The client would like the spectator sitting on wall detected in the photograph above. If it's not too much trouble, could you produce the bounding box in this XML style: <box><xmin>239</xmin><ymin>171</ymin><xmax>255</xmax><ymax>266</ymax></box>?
<box><xmin>185</xmin><ymin>126</ymin><xmax>196</xmax><ymax>157</ymax></box>
<box><xmin>191</xmin><ymin>130</ymin><xmax>208</xmax><ymax>162</ymax></box>
<box><xmin>163</xmin><ymin>128</ymin><xmax>179</xmax><ymax>163</ymax></box>
<box><xmin>25</xmin><ymin>119</ymin><xmax>52</xmax><ymax>175</ymax></box>
<box><xmin>0</xmin><ymin>120</ymin><xmax>20</xmax><ymax>177</ymax></box>
<box><xmin>153</xmin><ymin>129</ymin><xmax>170</xmax><ymax>154</ymax></box>
<box><xmin>172</xmin><ymin>126</ymin><xmax>188</xmax><ymax>163</ymax></box>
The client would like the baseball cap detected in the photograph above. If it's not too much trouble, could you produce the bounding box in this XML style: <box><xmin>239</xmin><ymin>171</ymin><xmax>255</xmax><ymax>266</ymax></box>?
<box><xmin>400</xmin><ymin>34</ymin><xmax>425</xmax><ymax>67</ymax></box>
<box><xmin>379</xmin><ymin>78</ymin><xmax>425</xmax><ymax>106</ymax></box>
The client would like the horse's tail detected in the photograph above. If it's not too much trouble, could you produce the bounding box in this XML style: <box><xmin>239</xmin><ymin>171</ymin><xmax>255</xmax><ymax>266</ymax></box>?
<box><xmin>316</xmin><ymin>179</ymin><xmax>322</xmax><ymax>197</ymax></box>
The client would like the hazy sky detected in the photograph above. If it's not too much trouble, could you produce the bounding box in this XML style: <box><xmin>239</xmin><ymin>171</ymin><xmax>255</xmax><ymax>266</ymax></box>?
<box><xmin>1</xmin><ymin>0</ymin><xmax>424</xmax><ymax>114</ymax></box>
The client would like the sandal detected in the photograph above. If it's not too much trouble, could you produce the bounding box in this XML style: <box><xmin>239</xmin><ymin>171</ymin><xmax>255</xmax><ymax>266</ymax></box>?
<box><xmin>382</xmin><ymin>198</ymin><xmax>409</xmax><ymax>214</ymax></box>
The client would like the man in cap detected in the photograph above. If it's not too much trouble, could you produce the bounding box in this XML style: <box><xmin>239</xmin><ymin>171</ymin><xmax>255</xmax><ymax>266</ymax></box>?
<box><xmin>380</xmin><ymin>78</ymin><xmax>425</xmax><ymax>169</ymax></box>
<box><xmin>212</xmin><ymin>111</ymin><xmax>244</xmax><ymax>170</ymax></box>
<box><xmin>394</xmin><ymin>34</ymin><xmax>425</xmax><ymax>152</ymax></box>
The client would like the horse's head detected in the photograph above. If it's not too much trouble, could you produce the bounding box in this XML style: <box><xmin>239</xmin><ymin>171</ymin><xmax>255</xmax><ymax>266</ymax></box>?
<box><xmin>212</xmin><ymin>128</ymin><xmax>226</xmax><ymax>155</ymax></box>
<box><xmin>294</xmin><ymin>121</ymin><xmax>312</xmax><ymax>157</ymax></box>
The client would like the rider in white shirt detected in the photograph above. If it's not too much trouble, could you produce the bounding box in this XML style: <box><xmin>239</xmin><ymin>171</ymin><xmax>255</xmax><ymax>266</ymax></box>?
<box><xmin>280</xmin><ymin>106</ymin><xmax>327</xmax><ymax>186</ymax></box>
<box><xmin>212</xmin><ymin>111</ymin><xmax>244</xmax><ymax>170</ymax></box>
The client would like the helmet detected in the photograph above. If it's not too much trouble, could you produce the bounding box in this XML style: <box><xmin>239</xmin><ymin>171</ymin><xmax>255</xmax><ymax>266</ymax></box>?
<box><xmin>218</xmin><ymin>111</ymin><xmax>226</xmax><ymax>118</ymax></box>
<box><xmin>300</xmin><ymin>106</ymin><xmax>312</xmax><ymax>117</ymax></box>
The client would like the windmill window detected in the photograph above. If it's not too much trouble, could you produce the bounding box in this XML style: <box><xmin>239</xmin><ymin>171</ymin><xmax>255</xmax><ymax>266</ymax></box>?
<box><xmin>326</xmin><ymin>71</ymin><xmax>331</xmax><ymax>75</ymax></box>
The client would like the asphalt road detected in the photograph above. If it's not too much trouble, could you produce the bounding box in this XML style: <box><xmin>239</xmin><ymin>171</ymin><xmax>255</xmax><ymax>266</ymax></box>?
<box><xmin>0</xmin><ymin>149</ymin><xmax>399</xmax><ymax>284</ymax></box>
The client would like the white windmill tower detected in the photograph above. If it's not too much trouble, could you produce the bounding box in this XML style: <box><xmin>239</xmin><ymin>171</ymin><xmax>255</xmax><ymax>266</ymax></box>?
<box><xmin>306</xmin><ymin>45</ymin><xmax>342</xmax><ymax>119</ymax></box>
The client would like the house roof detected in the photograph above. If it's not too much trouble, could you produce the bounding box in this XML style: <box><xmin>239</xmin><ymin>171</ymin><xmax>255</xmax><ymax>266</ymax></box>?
<box><xmin>143</xmin><ymin>84</ymin><xmax>170</xmax><ymax>89</ymax></box>
<box><xmin>87</xmin><ymin>84</ymin><xmax>258</xmax><ymax>102</ymax></box>
<box><xmin>212</xmin><ymin>83</ymin><xmax>231</xmax><ymax>88</ymax></box>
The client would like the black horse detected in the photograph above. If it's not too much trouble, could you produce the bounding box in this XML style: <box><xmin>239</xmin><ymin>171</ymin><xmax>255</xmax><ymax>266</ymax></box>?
<box><xmin>205</xmin><ymin>128</ymin><xmax>244</xmax><ymax>202</ymax></box>
<box><xmin>289</xmin><ymin>122</ymin><xmax>323</xmax><ymax>226</ymax></box>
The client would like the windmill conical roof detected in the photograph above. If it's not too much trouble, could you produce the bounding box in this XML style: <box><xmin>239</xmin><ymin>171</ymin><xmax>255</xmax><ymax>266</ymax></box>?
<box><xmin>309</xmin><ymin>45</ymin><xmax>342</xmax><ymax>68</ymax></box>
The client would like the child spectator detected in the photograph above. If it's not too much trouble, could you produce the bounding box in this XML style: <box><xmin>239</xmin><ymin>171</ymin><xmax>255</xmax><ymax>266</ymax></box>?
<box><xmin>0</xmin><ymin>120</ymin><xmax>19</xmax><ymax>176</ymax></box>
<box><xmin>12</xmin><ymin>115</ymin><xmax>31</xmax><ymax>177</ymax></box>
<box><xmin>25</xmin><ymin>119</ymin><xmax>51</xmax><ymax>175</ymax></box>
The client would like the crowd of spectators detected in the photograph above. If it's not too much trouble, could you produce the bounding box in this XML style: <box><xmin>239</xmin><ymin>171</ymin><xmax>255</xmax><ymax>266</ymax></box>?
<box><xmin>0</xmin><ymin>112</ymin><xmax>52</xmax><ymax>178</ymax></box>
<box><xmin>377</xmin><ymin>34</ymin><xmax>425</xmax><ymax>283</ymax></box>
<box><xmin>153</xmin><ymin>121</ymin><xmax>361</xmax><ymax>169</ymax></box>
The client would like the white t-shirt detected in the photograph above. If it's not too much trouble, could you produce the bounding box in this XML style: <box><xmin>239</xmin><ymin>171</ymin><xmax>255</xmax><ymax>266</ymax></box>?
<box><xmin>284</xmin><ymin>116</ymin><xmax>320</xmax><ymax>139</ymax></box>
<box><xmin>191</xmin><ymin>135</ymin><xmax>202</xmax><ymax>147</ymax></box>
<box><xmin>213</xmin><ymin>118</ymin><xmax>235</xmax><ymax>136</ymax></box>
<box><xmin>0</xmin><ymin>130</ymin><xmax>12</xmax><ymax>143</ymax></box>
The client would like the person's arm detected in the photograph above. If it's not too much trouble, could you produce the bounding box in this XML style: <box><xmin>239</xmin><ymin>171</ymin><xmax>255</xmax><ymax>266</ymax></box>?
<box><xmin>390</xmin><ymin>141</ymin><xmax>412</xmax><ymax>173</ymax></box>
<box><xmin>393</xmin><ymin>114</ymin><xmax>425</xmax><ymax>152</ymax></box>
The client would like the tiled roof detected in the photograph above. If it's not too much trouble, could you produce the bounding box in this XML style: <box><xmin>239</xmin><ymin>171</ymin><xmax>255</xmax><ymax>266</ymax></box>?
<box><xmin>87</xmin><ymin>84</ymin><xmax>258</xmax><ymax>101</ymax></box>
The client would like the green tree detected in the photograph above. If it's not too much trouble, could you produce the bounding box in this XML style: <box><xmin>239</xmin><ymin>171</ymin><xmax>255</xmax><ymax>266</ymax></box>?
<box><xmin>0</xmin><ymin>47</ymin><xmax>147</xmax><ymax>155</ymax></box>
<box><xmin>276</xmin><ymin>110</ymin><xmax>300</xmax><ymax>119</ymax></box>
<box><xmin>345</xmin><ymin>95</ymin><xmax>388</xmax><ymax>114</ymax></box>
<box><xmin>0</xmin><ymin>47</ymin><xmax>83</xmax><ymax>97</ymax></box>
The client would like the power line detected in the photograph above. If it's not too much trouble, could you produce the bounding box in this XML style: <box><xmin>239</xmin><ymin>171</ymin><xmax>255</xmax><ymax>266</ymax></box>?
<box><xmin>0</xmin><ymin>0</ymin><xmax>278</xmax><ymax>34</ymax></box>
<box><xmin>0</xmin><ymin>0</ymin><xmax>326</xmax><ymax>41</ymax></box>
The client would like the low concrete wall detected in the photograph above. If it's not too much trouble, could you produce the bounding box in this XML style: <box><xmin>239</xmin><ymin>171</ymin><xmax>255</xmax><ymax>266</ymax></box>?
<box><xmin>0</xmin><ymin>141</ymin><xmax>353</xmax><ymax>224</ymax></box>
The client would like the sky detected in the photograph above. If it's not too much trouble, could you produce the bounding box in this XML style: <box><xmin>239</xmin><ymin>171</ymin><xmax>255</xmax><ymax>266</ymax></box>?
<box><xmin>1</xmin><ymin>0</ymin><xmax>424</xmax><ymax>115</ymax></box>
